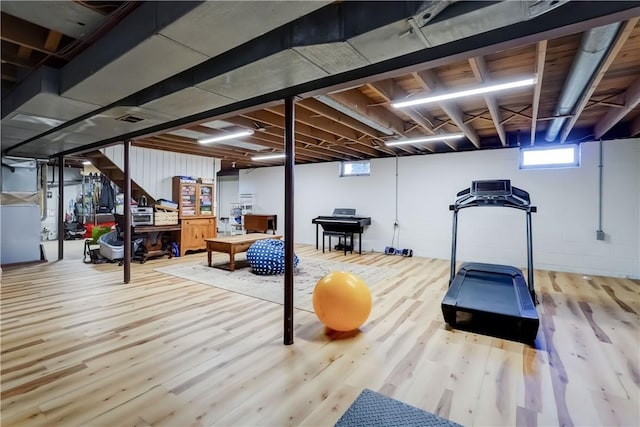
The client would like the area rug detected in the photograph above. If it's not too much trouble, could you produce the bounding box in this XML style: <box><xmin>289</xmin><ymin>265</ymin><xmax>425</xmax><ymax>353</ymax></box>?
<box><xmin>335</xmin><ymin>389</ymin><xmax>462</xmax><ymax>427</ymax></box>
<box><xmin>154</xmin><ymin>257</ymin><xmax>397</xmax><ymax>312</ymax></box>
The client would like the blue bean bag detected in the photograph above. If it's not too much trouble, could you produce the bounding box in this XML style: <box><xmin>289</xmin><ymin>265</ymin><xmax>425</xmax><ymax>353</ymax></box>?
<box><xmin>247</xmin><ymin>239</ymin><xmax>298</xmax><ymax>275</ymax></box>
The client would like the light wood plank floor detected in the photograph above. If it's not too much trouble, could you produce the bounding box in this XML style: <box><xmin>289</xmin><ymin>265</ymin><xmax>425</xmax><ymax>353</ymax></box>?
<box><xmin>2</xmin><ymin>244</ymin><xmax>639</xmax><ymax>426</ymax></box>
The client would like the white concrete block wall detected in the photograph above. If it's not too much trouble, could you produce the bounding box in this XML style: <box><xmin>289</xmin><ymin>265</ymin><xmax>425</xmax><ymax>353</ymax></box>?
<box><xmin>239</xmin><ymin>138</ymin><xmax>640</xmax><ymax>278</ymax></box>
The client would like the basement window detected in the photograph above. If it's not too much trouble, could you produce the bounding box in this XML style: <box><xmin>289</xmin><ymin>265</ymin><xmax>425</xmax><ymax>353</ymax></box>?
<box><xmin>520</xmin><ymin>145</ymin><xmax>580</xmax><ymax>169</ymax></box>
<box><xmin>340</xmin><ymin>160</ymin><xmax>370</xmax><ymax>177</ymax></box>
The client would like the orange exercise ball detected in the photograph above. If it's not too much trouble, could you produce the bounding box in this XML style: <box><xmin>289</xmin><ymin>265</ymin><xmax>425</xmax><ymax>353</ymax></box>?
<box><xmin>312</xmin><ymin>271</ymin><xmax>372</xmax><ymax>332</ymax></box>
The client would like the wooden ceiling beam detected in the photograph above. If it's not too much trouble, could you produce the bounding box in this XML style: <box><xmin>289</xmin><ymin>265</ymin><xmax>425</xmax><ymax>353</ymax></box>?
<box><xmin>413</xmin><ymin>70</ymin><xmax>481</xmax><ymax>148</ymax></box>
<box><xmin>267</xmin><ymin>105</ymin><xmax>360</xmax><ymax>142</ymax></box>
<box><xmin>530</xmin><ymin>40</ymin><xmax>547</xmax><ymax>145</ymax></box>
<box><xmin>266</xmin><ymin>104</ymin><xmax>390</xmax><ymax>157</ymax></box>
<box><xmin>468</xmin><ymin>56</ymin><xmax>507</xmax><ymax>146</ymax></box>
<box><xmin>44</xmin><ymin>30</ymin><xmax>63</xmax><ymax>52</ymax></box>
<box><xmin>243</xmin><ymin>110</ymin><xmax>339</xmax><ymax>145</ymax></box>
<box><xmin>143</xmin><ymin>137</ymin><xmax>319</xmax><ymax>167</ymax></box>
<box><xmin>297</xmin><ymin>98</ymin><xmax>386</xmax><ymax>140</ymax></box>
<box><xmin>594</xmin><ymin>77</ymin><xmax>640</xmax><ymax>138</ymax></box>
<box><xmin>0</xmin><ymin>13</ymin><xmax>67</xmax><ymax>57</ymax></box>
<box><xmin>560</xmin><ymin>17</ymin><xmax>639</xmax><ymax>143</ymax></box>
<box><xmin>367</xmin><ymin>80</ymin><xmax>445</xmax><ymax>152</ymax></box>
<box><xmin>151</xmin><ymin>134</ymin><xmax>325</xmax><ymax>163</ymax></box>
<box><xmin>185</xmin><ymin>124</ymin><xmax>338</xmax><ymax>160</ymax></box>
<box><xmin>327</xmin><ymin>89</ymin><xmax>407</xmax><ymax>135</ymax></box>
<box><xmin>2</xmin><ymin>49</ymin><xmax>43</xmax><ymax>69</ymax></box>
<box><xmin>241</xmin><ymin>111</ymin><xmax>366</xmax><ymax>160</ymax></box>
<box><xmin>229</xmin><ymin>125</ymin><xmax>346</xmax><ymax>161</ymax></box>
<box><xmin>224</xmin><ymin>116</ymin><xmax>340</xmax><ymax>151</ymax></box>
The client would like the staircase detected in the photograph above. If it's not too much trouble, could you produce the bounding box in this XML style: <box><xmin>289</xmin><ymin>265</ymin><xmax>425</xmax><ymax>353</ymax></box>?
<box><xmin>84</xmin><ymin>150</ymin><xmax>156</xmax><ymax>205</ymax></box>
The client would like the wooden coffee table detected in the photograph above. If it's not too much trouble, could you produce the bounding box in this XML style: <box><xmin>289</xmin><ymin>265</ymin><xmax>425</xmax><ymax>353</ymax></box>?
<box><xmin>205</xmin><ymin>233</ymin><xmax>282</xmax><ymax>271</ymax></box>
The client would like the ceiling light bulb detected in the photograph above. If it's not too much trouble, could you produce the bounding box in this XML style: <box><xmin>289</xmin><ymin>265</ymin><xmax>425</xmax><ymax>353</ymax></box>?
<box><xmin>392</xmin><ymin>77</ymin><xmax>536</xmax><ymax>109</ymax></box>
<box><xmin>198</xmin><ymin>129</ymin><xmax>254</xmax><ymax>144</ymax></box>
<box><xmin>385</xmin><ymin>133</ymin><xmax>465</xmax><ymax>146</ymax></box>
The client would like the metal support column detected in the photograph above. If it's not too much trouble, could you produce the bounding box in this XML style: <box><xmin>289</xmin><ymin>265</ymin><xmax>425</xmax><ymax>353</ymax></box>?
<box><xmin>284</xmin><ymin>97</ymin><xmax>295</xmax><ymax>345</ymax></box>
<box><xmin>57</xmin><ymin>155</ymin><xmax>64</xmax><ymax>260</ymax></box>
<box><xmin>123</xmin><ymin>140</ymin><xmax>132</xmax><ymax>284</ymax></box>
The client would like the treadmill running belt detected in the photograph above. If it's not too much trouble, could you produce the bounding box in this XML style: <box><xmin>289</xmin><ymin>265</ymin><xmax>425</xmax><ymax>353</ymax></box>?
<box><xmin>455</xmin><ymin>270</ymin><xmax>520</xmax><ymax>317</ymax></box>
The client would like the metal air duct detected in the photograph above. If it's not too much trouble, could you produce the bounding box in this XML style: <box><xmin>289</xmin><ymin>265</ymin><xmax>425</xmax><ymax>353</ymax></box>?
<box><xmin>545</xmin><ymin>22</ymin><xmax>621</xmax><ymax>142</ymax></box>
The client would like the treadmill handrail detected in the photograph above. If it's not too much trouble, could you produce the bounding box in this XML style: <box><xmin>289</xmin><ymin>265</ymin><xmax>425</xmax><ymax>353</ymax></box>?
<box><xmin>449</xmin><ymin>183</ymin><xmax>537</xmax><ymax>304</ymax></box>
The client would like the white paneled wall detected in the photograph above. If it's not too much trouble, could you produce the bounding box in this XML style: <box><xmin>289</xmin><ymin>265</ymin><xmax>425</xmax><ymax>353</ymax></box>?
<box><xmin>101</xmin><ymin>146</ymin><xmax>220</xmax><ymax>200</ymax></box>
<box><xmin>239</xmin><ymin>139</ymin><xmax>640</xmax><ymax>278</ymax></box>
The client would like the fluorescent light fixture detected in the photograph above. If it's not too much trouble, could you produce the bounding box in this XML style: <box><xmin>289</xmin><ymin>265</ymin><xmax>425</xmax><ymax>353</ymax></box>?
<box><xmin>391</xmin><ymin>77</ymin><xmax>537</xmax><ymax>108</ymax></box>
<box><xmin>198</xmin><ymin>129</ymin><xmax>254</xmax><ymax>144</ymax></box>
<box><xmin>385</xmin><ymin>133</ymin><xmax>465</xmax><ymax>146</ymax></box>
<box><xmin>252</xmin><ymin>154</ymin><xmax>286</xmax><ymax>161</ymax></box>
<box><xmin>83</xmin><ymin>161</ymin><xmax>92</xmax><ymax>165</ymax></box>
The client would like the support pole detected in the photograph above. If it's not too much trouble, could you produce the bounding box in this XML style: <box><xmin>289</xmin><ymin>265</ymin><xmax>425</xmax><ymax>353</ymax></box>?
<box><xmin>284</xmin><ymin>97</ymin><xmax>295</xmax><ymax>345</ymax></box>
<box><xmin>123</xmin><ymin>140</ymin><xmax>131</xmax><ymax>284</ymax></box>
<box><xmin>57</xmin><ymin>155</ymin><xmax>64</xmax><ymax>260</ymax></box>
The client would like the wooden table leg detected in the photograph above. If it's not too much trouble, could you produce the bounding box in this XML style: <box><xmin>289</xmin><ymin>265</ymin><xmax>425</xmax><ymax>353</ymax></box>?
<box><xmin>229</xmin><ymin>247</ymin><xmax>236</xmax><ymax>271</ymax></box>
<box><xmin>207</xmin><ymin>246</ymin><xmax>212</xmax><ymax>267</ymax></box>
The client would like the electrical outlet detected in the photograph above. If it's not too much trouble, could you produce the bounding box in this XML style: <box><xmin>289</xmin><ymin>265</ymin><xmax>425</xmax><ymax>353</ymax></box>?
<box><xmin>596</xmin><ymin>230</ymin><xmax>605</xmax><ymax>240</ymax></box>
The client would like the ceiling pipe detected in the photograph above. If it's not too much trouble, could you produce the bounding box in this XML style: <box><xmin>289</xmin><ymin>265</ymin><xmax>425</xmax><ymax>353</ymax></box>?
<box><xmin>545</xmin><ymin>22</ymin><xmax>621</xmax><ymax>142</ymax></box>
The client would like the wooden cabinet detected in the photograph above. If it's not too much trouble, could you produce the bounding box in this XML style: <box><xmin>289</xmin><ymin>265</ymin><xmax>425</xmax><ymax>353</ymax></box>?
<box><xmin>172</xmin><ymin>177</ymin><xmax>215</xmax><ymax>219</ymax></box>
<box><xmin>172</xmin><ymin>177</ymin><xmax>217</xmax><ymax>255</ymax></box>
<box><xmin>180</xmin><ymin>218</ymin><xmax>216</xmax><ymax>256</ymax></box>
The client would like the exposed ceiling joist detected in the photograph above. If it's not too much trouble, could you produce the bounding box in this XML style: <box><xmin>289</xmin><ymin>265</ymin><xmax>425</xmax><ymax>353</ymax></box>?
<box><xmin>560</xmin><ymin>17</ymin><xmax>639</xmax><ymax>143</ymax></box>
<box><xmin>367</xmin><ymin>80</ymin><xmax>444</xmax><ymax>152</ymax></box>
<box><xmin>297</xmin><ymin>98</ymin><xmax>385</xmax><ymax>141</ymax></box>
<box><xmin>327</xmin><ymin>89</ymin><xmax>407</xmax><ymax>136</ymax></box>
<box><xmin>266</xmin><ymin>104</ymin><xmax>391</xmax><ymax>157</ymax></box>
<box><xmin>594</xmin><ymin>77</ymin><xmax>640</xmax><ymax>138</ymax></box>
<box><xmin>43</xmin><ymin>30</ymin><xmax>63</xmax><ymax>52</ymax></box>
<box><xmin>530</xmin><ymin>40</ymin><xmax>547</xmax><ymax>145</ymax></box>
<box><xmin>241</xmin><ymin>111</ymin><xmax>367</xmax><ymax>160</ymax></box>
<box><xmin>468</xmin><ymin>56</ymin><xmax>507</xmax><ymax>146</ymax></box>
<box><xmin>413</xmin><ymin>69</ymin><xmax>482</xmax><ymax>148</ymax></box>
<box><xmin>1</xmin><ymin>48</ymin><xmax>43</xmax><ymax>69</ymax></box>
<box><xmin>0</xmin><ymin>12</ymin><xmax>68</xmax><ymax>57</ymax></box>
<box><xmin>221</xmin><ymin>116</ymin><xmax>349</xmax><ymax>161</ymax></box>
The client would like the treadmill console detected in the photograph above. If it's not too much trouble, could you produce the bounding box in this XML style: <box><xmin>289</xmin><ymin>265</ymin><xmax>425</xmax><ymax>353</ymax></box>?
<box><xmin>471</xmin><ymin>179</ymin><xmax>512</xmax><ymax>198</ymax></box>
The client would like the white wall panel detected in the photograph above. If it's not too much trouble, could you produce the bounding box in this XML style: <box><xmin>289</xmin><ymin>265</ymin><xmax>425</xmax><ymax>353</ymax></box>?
<box><xmin>239</xmin><ymin>139</ymin><xmax>640</xmax><ymax>278</ymax></box>
<box><xmin>101</xmin><ymin>146</ymin><xmax>220</xmax><ymax>201</ymax></box>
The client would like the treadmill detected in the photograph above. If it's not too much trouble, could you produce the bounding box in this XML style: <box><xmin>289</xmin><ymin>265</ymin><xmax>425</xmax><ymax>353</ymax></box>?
<box><xmin>441</xmin><ymin>179</ymin><xmax>539</xmax><ymax>343</ymax></box>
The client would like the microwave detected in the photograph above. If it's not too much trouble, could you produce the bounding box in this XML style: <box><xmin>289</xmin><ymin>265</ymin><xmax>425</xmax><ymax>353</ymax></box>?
<box><xmin>131</xmin><ymin>207</ymin><xmax>154</xmax><ymax>226</ymax></box>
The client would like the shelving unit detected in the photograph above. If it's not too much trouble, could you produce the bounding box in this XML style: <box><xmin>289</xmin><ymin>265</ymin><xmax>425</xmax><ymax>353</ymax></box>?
<box><xmin>229</xmin><ymin>193</ymin><xmax>254</xmax><ymax>235</ymax></box>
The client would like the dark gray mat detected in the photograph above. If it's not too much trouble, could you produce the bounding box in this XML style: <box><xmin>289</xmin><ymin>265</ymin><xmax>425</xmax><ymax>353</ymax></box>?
<box><xmin>335</xmin><ymin>389</ymin><xmax>463</xmax><ymax>427</ymax></box>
